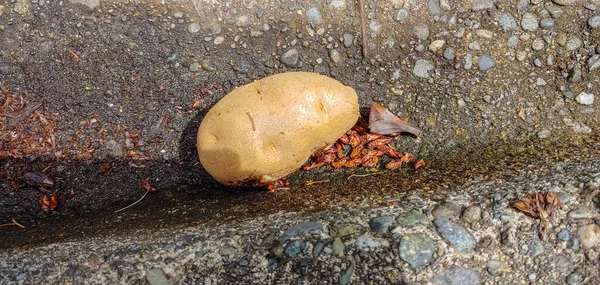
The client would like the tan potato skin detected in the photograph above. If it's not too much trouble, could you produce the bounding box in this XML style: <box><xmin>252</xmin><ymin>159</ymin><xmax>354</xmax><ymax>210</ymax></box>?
<box><xmin>197</xmin><ymin>72</ymin><xmax>359</xmax><ymax>186</ymax></box>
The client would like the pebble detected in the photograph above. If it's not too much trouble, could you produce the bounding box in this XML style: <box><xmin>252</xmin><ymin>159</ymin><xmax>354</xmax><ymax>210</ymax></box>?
<box><xmin>471</xmin><ymin>0</ymin><xmax>494</xmax><ymax>11</ymax></box>
<box><xmin>464</xmin><ymin>54</ymin><xmax>473</xmax><ymax>70</ymax></box>
<box><xmin>570</xmin><ymin>67</ymin><xmax>582</xmax><ymax>82</ymax></box>
<box><xmin>256</xmin><ymin>8</ymin><xmax>264</xmax><ymax>18</ymax></box>
<box><xmin>235</xmin><ymin>15</ymin><xmax>252</xmax><ymax>27</ymax></box>
<box><xmin>565</xmin><ymin>36</ymin><xmax>582</xmax><ymax>51</ymax></box>
<box><xmin>343</xmin><ymin>34</ymin><xmax>353</xmax><ymax>48</ymax></box>
<box><xmin>146</xmin><ymin>268</ymin><xmax>168</xmax><ymax>285</ymax></box>
<box><xmin>478</xmin><ymin>55</ymin><xmax>495</xmax><ymax>71</ymax></box>
<box><xmin>284</xmin><ymin>240</ymin><xmax>306</xmax><ymax>258</ymax></box>
<box><xmin>434</xmin><ymin>219</ymin><xmax>477</xmax><ymax>252</ymax></box>
<box><xmin>454</xmin><ymin>27</ymin><xmax>465</xmax><ymax>38</ymax></box>
<box><xmin>556</xmin><ymin>192</ymin><xmax>570</xmax><ymax>203</ymax></box>
<box><xmin>356</xmin><ymin>233</ymin><xmax>382</xmax><ymax>248</ymax></box>
<box><xmin>188</xmin><ymin>22</ymin><xmax>201</xmax><ymax>34</ymax></box>
<box><xmin>280</xmin><ymin>49</ymin><xmax>299</xmax><ymax>67</ymax></box>
<box><xmin>306</xmin><ymin>7</ymin><xmax>323</xmax><ymax>26</ymax></box>
<box><xmin>521</xmin><ymin>13</ymin><xmax>539</xmax><ymax>32</ymax></box>
<box><xmin>528</xmin><ymin>237</ymin><xmax>545</xmax><ymax>257</ymax></box>
<box><xmin>338</xmin><ymin>262</ymin><xmax>354</xmax><ymax>285</ymax></box>
<box><xmin>428</xmin><ymin>0</ymin><xmax>440</xmax><ymax>16</ymax></box>
<box><xmin>413</xmin><ymin>59</ymin><xmax>434</xmax><ymax>78</ymax></box>
<box><xmin>105</xmin><ymin>140</ymin><xmax>123</xmax><ymax>157</ymax></box>
<box><xmin>575</xmin><ymin>93</ymin><xmax>595</xmax><ymax>105</ymax></box>
<box><xmin>394</xmin><ymin>9</ymin><xmax>408</xmax><ymax>22</ymax></box>
<box><xmin>369</xmin><ymin>216</ymin><xmax>393</xmax><ymax>234</ymax></box>
<box><xmin>397</xmin><ymin>211</ymin><xmax>429</xmax><ymax>227</ymax></box>
<box><xmin>531</xmin><ymin>38</ymin><xmax>544</xmax><ymax>51</ymax></box>
<box><xmin>399</xmin><ymin>233</ymin><xmax>435</xmax><ymax>270</ymax></box>
<box><xmin>590</xmin><ymin>16</ymin><xmax>600</xmax><ymax>28</ymax></box>
<box><xmin>552</xmin><ymin>0</ymin><xmax>580</xmax><ymax>5</ymax></box>
<box><xmin>468</xmin><ymin>41</ymin><xmax>481</xmax><ymax>50</ymax></box>
<box><xmin>537</xmin><ymin>130</ymin><xmax>551</xmax><ymax>139</ymax></box>
<box><xmin>498</xmin><ymin>13</ymin><xmax>517</xmax><ymax>31</ymax></box>
<box><xmin>569</xmin><ymin>205</ymin><xmax>598</xmax><ymax>219</ymax></box>
<box><xmin>462</xmin><ymin>206</ymin><xmax>482</xmax><ymax>223</ymax></box>
<box><xmin>588</xmin><ymin>54</ymin><xmax>600</xmax><ymax>71</ymax></box>
<box><xmin>329</xmin><ymin>49</ymin><xmax>342</xmax><ymax>65</ymax></box>
<box><xmin>535</xmin><ymin>78</ymin><xmax>546</xmax><ymax>86</ymax></box>
<box><xmin>567</xmin><ymin>273</ymin><xmax>583</xmax><ymax>285</ymax></box>
<box><xmin>534</xmin><ymin>58</ymin><xmax>543</xmax><ymax>67</ymax></box>
<box><xmin>540</xmin><ymin>18</ymin><xmax>555</xmax><ymax>29</ymax></box>
<box><xmin>558</xmin><ymin>228</ymin><xmax>571</xmax><ymax>241</ymax></box>
<box><xmin>443</xmin><ymin>47</ymin><xmax>455</xmax><ymax>60</ymax></box>
<box><xmin>413</xmin><ymin>23</ymin><xmax>430</xmax><ymax>40</ymax></box>
<box><xmin>507</xmin><ymin>35</ymin><xmax>519</xmax><ymax>48</ymax></box>
<box><xmin>429</xmin><ymin>40</ymin><xmax>445</xmax><ymax>52</ymax></box>
<box><xmin>430</xmin><ymin>267</ymin><xmax>481</xmax><ymax>285</ymax></box>
<box><xmin>332</xmin><ymin>237</ymin><xmax>345</xmax><ymax>257</ymax></box>
<box><xmin>369</xmin><ymin>20</ymin><xmax>382</xmax><ymax>35</ymax></box>
<box><xmin>432</xmin><ymin>203</ymin><xmax>462</xmax><ymax>219</ymax></box>
<box><xmin>546</xmin><ymin>5</ymin><xmax>564</xmax><ymax>18</ymax></box>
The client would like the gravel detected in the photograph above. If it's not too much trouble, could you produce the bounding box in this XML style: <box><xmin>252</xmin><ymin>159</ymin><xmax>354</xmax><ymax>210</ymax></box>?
<box><xmin>590</xmin><ymin>16</ymin><xmax>600</xmax><ymax>28</ymax></box>
<box><xmin>430</xmin><ymin>267</ymin><xmax>481</xmax><ymax>285</ymax></box>
<box><xmin>306</xmin><ymin>7</ymin><xmax>323</xmax><ymax>26</ymax></box>
<box><xmin>394</xmin><ymin>9</ymin><xmax>408</xmax><ymax>22</ymax></box>
<box><xmin>399</xmin><ymin>233</ymin><xmax>435</xmax><ymax>270</ymax></box>
<box><xmin>443</xmin><ymin>47</ymin><xmax>455</xmax><ymax>60</ymax></box>
<box><xmin>588</xmin><ymin>54</ymin><xmax>600</xmax><ymax>71</ymax></box>
<box><xmin>280</xmin><ymin>48</ymin><xmax>299</xmax><ymax>67</ymax></box>
<box><xmin>498</xmin><ymin>13</ymin><xmax>517</xmax><ymax>31</ymax></box>
<box><xmin>413</xmin><ymin>23</ymin><xmax>430</xmax><ymax>40</ymax></box>
<box><xmin>575</xmin><ymin>92</ymin><xmax>595</xmax><ymax>105</ymax></box>
<box><xmin>434</xmin><ymin>219</ymin><xmax>477</xmax><ymax>252</ymax></box>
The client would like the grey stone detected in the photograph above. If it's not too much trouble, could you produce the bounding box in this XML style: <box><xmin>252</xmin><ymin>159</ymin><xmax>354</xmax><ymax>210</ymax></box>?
<box><xmin>507</xmin><ymin>35</ymin><xmax>519</xmax><ymax>48</ymax></box>
<box><xmin>394</xmin><ymin>9</ymin><xmax>408</xmax><ymax>22</ymax></box>
<box><xmin>146</xmin><ymin>268</ymin><xmax>168</xmax><ymax>285</ymax></box>
<box><xmin>471</xmin><ymin>0</ymin><xmax>494</xmax><ymax>11</ymax></box>
<box><xmin>521</xmin><ymin>13</ymin><xmax>539</xmax><ymax>31</ymax></box>
<box><xmin>540</xmin><ymin>18</ymin><xmax>555</xmax><ymax>29</ymax></box>
<box><xmin>369</xmin><ymin>20</ymin><xmax>382</xmax><ymax>35</ymax></box>
<box><xmin>565</xmin><ymin>36</ymin><xmax>582</xmax><ymax>51</ymax></box>
<box><xmin>528</xmin><ymin>237</ymin><xmax>545</xmax><ymax>257</ymax></box>
<box><xmin>329</xmin><ymin>49</ymin><xmax>342</xmax><ymax>65</ymax></box>
<box><xmin>464</xmin><ymin>54</ymin><xmax>473</xmax><ymax>70</ymax></box>
<box><xmin>397</xmin><ymin>211</ymin><xmax>429</xmax><ymax>227</ymax></box>
<box><xmin>558</xmin><ymin>228</ymin><xmax>571</xmax><ymax>241</ymax></box>
<box><xmin>534</xmin><ymin>58</ymin><xmax>544</xmax><ymax>67</ymax></box>
<box><xmin>413</xmin><ymin>23</ymin><xmax>430</xmax><ymax>40</ymax></box>
<box><xmin>429</xmin><ymin>40</ymin><xmax>446</xmax><ymax>52</ymax></box>
<box><xmin>369</xmin><ymin>216</ymin><xmax>393</xmax><ymax>234</ymax></box>
<box><xmin>478</xmin><ymin>55</ymin><xmax>495</xmax><ymax>71</ymax></box>
<box><xmin>552</xmin><ymin>0</ymin><xmax>581</xmax><ymax>5</ymax></box>
<box><xmin>568</xmin><ymin>206</ymin><xmax>598</xmax><ymax>219</ymax></box>
<box><xmin>454</xmin><ymin>27</ymin><xmax>465</xmax><ymax>38</ymax></box>
<box><xmin>235</xmin><ymin>15</ymin><xmax>252</xmax><ymax>27</ymax></box>
<box><xmin>356</xmin><ymin>233</ymin><xmax>382</xmax><ymax>248</ymax></box>
<box><xmin>399</xmin><ymin>233</ymin><xmax>435</xmax><ymax>270</ymax></box>
<box><xmin>444</xmin><ymin>47</ymin><xmax>455</xmax><ymax>60</ymax></box>
<box><xmin>428</xmin><ymin>0</ymin><xmax>441</xmax><ymax>15</ymax></box>
<box><xmin>430</xmin><ymin>267</ymin><xmax>481</xmax><ymax>285</ymax></box>
<box><xmin>338</xmin><ymin>262</ymin><xmax>354</xmax><ymax>285</ymax></box>
<box><xmin>588</xmin><ymin>54</ymin><xmax>600</xmax><ymax>71</ymax></box>
<box><xmin>538</xmin><ymin>129</ymin><xmax>551</xmax><ymax>139</ymax></box>
<box><xmin>332</xmin><ymin>237</ymin><xmax>345</xmax><ymax>257</ymax></box>
<box><xmin>432</xmin><ymin>203</ymin><xmax>462</xmax><ymax>219</ymax></box>
<box><xmin>434</xmin><ymin>219</ymin><xmax>477</xmax><ymax>252</ymax></box>
<box><xmin>575</xmin><ymin>93</ymin><xmax>595</xmax><ymax>105</ymax></box>
<box><xmin>532</xmin><ymin>38</ymin><xmax>545</xmax><ymax>50</ymax></box>
<box><xmin>468</xmin><ymin>41</ymin><xmax>481</xmax><ymax>50</ymax></box>
<box><xmin>285</xmin><ymin>240</ymin><xmax>306</xmax><ymax>258</ymax></box>
<box><xmin>570</xmin><ymin>67</ymin><xmax>582</xmax><ymax>83</ymax></box>
<box><xmin>69</xmin><ymin>0</ymin><xmax>99</xmax><ymax>9</ymax></box>
<box><xmin>462</xmin><ymin>206</ymin><xmax>482</xmax><ymax>223</ymax></box>
<box><xmin>556</xmin><ymin>192</ymin><xmax>570</xmax><ymax>203</ymax></box>
<box><xmin>590</xmin><ymin>16</ymin><xmax>600</xmax><ymax>28</ymax></box>
<box><xmin>188</xmin><ymin>23</ymin><xmax>201</xmax><ymax>34</ymax></box>
<box><xmin>280</xmin><ymin>49</ymin><xmax>299</xmax><ymax>67</ymax></box>
<box><xmin>498</xmin><ymin>13</ymin><xmax>517</xmax><ymax>31</ymax></box>
<box><xmin>536</xmin><ymin>78</ymin><xmax>547</xmax><ymax>86</ymax></box>
<box><xmin>343</xmin><ymin>34</ymin><xmax>354</xmax><ymax>48</ymax></box>
<box><xmin>413</xmin><ymin>59</ymin><xmax>434</xmax><ymax>78</ymax></box>
<box><xmin>306</xmin><ymin>7</ymin><xmax>323</xmax><ymax>26</ymax></box>
<box><xmin>256</xmin><ymin>8</ymin><xmax>264</xmax><ymax>18</ymax></box>
<box><xmin>567</xmin><ymin>273</ymin><xmax>583</xmax><ymax>285</ymax></box>
<box><xmin>517</xmin><ymin>0</ymin><xmax>528</xmax><ymax>12</ymax></box>
<box><xmin>546</xmin><ymin>5</ymin><xmax>564</xmax><ymax>18</ymax></box>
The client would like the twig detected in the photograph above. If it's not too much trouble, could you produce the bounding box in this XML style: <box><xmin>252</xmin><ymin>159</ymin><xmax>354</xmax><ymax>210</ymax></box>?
<box><xmin>347</xmin><ymin>172</ymin><xmax>383</xmax><ymax>179</ymax></box>
<box><xmin>0</xmin><ymin>218</ymin><xmax>26</xmax><ymax>228</ymax></box>
<box><xmin>305</xmin><ymin>180</ymin><xmax>330</xmax><ymax>186</ymax></box>
<box><xmin>0</xmin><ymin>113</ymin><xmax>18</xmax><ymax>118</ymax></box>
<box><xmin>69</xmin><ymin>50</ymin><xmax>81</xmax><ymax>61</ymax></box>
<box><xmin>114</xmin><ymin>190</ymin><xmax>149</xmax><ymax>213</ymax></box>
<box><xmin>268</xmin><ymin>187</ymin><xmax>290</xmax><ymax>192</ymax></box>
<box><xmin>358</xmin><ymin>0</ymin><xmax>368</xmax><ymax>59</ymax></box>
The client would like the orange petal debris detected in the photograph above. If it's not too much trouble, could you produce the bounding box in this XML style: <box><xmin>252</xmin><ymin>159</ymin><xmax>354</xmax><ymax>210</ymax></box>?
<box><xmin>517</xmin><ymin>109</ymin><xmax>526</xmax><ymax>121</ymax></box>
<box><xmin>140</xmin><ymin>179</ymin><xmax>157</xmax><ymax>192</ymax></box>
<box><xmin>302</xmin><ymin>103</ymin><xmax>422</xmax><ymax>172</ymax></box>
<box><xmin>39</xmin><ymin>193</ymin><xmax>59</xmax><ymax>213</ymax></box>
<box><xmin>267</xmin><ymin>178</ymin><xmax>290</xmax><ymax>191</ymax></box>
<box><xmin>511</xmin><ymin>192</ymin><xmax>563</xmax><ymax>230</ymax></box>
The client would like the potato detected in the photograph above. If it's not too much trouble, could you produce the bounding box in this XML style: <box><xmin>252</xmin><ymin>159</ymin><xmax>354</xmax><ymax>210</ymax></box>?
<box><xmin>197</xmin><ymin>72</ymin><xmax>359</xmax><ymax>186</ymax></box>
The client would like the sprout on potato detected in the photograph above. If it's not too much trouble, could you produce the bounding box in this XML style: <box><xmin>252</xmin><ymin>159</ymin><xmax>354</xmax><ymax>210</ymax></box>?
<box><xmin>197</xmin><ymin>72</ymin><xmax>360</xmax><ymax>186</ymax></box>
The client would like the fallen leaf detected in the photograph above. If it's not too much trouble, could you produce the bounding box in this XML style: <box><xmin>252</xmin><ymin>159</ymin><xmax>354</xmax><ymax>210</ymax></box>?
<box><xmin>39</xmin><ymin>193</ymin><xmax>59</xmax><ymax>213</ymax></box>
<box><xmin>517</xmin><ymin>109</ymin><xmax>526</xmax><ymax>121</ymax></box>
<box><xmin>23</xmin><ymin>172</ymin><xmax>54</xmax><ymax>188</ymax></box>
<box><xmin>99</xmin><ymin>163</ymin><xmax>111</xmax><ymax>174</ymax></box>
<box><xmin>140</xmin><ymin>179</ymin><xmax>157</xmax><ymax>192</ymax></box>
<box><xmin>511</xmin><ymin>192</ymin><xmax>563</xmax><ymax>231</ymax></box>
<box><xmin>368</xmin><ymin>102</ymin><xmax>422</xmax><ymax>137</ymax></box>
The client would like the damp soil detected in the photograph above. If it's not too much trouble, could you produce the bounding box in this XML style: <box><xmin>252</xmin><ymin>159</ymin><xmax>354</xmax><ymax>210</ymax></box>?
<box><xmin>1</xmin><ymin>133</ymin><xmax>598</xmax><ymax>250</ymax></box>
